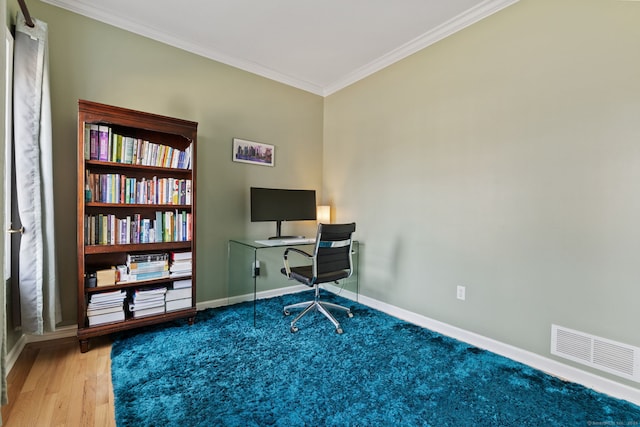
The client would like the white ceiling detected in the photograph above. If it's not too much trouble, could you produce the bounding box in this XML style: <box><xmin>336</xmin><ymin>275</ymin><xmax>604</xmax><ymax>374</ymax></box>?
<box><xmin>41</xmin><ymin>0</ymin><xmax>519</xmax><ymax>96</ymax></box>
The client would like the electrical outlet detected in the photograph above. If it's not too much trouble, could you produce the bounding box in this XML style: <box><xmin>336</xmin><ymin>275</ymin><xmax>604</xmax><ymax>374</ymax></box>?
<box><xmin>252</xmin><ymin>261</ymin><xmax>260</xmax><ymax>277</ymax></box>
<box><xmin>456</xmin><ymin>285</ymin><xmax>466</xmax><ymax>301</ymax></box>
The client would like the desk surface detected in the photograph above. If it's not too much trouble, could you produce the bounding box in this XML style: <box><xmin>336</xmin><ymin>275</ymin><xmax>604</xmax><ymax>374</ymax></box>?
<box><xmin>229</xmin><ymin>238</ymin><xmax>316</xmax><ymax>249</ymax></box>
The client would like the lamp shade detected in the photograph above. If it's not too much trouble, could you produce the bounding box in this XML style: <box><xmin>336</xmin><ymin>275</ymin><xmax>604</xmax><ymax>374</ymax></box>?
<box><xmin>316</xmin><ymin>205</ymin><xmax>331</xmax><ymax>223</ymax></box>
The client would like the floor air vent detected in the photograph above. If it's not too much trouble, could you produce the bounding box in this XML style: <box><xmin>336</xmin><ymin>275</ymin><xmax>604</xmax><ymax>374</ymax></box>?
<box><xmin>551</xmin><ymin>325</ymin><xmax>640</xmax><ymax>382</ymax></box>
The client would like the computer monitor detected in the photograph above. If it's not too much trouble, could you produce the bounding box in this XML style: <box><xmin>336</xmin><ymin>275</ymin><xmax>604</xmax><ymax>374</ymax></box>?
<box><xmin>250</xmin><ymin>187</ymin><xmax>316</xmax><ymax>239</ymax></box>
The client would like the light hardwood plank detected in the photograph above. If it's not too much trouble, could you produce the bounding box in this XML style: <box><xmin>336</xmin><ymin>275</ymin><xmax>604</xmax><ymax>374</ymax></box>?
<box><xmin>1</xmin><ymin>337</ymin><xmax>115</xmax><ymax>427</ymax></box>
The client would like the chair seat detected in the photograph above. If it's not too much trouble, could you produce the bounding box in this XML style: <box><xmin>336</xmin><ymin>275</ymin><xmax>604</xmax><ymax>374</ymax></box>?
<box><xmin>280</xmin><ymin>222</ymin><xmax>356</xmax><ymax>333</ymax></box>
<box><xmin>280</xmin><ymin>266</ymin><xmax>349</xmax><ymax>286</ymax></box>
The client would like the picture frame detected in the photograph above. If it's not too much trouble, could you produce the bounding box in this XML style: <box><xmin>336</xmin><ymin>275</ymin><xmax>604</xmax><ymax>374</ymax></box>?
<box><xmin>232</xmin><ymin>138</ymin><xmax>275</xmax><ymax>167</ymax></box>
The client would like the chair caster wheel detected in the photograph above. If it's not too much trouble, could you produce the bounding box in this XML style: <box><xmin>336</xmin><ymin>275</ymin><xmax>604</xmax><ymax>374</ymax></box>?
<box><xmin>284</xmin><ymin>310</ymin><xmax>291</xmax><ymax>316</ymax></box>
<box><xmin>290</xmin><ymin>326</ymin><xmax>298</xmax><ymax>333</ymax></box>
<box><xmin>347</xmin><ymin>312</ymin><xmax>354</xmax><ymax>318</ymax></box>
<box><xmin>336</xmin><ymin>328</ymin><xmax>343</xmax><ymax>334</ymax></box>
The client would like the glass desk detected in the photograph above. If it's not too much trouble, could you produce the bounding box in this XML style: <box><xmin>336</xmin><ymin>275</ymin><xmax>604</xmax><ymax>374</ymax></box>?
<box><xmin>228</xmin><ymin>239</ymin><xmax>359</xmax><ymax>326</ymax></box>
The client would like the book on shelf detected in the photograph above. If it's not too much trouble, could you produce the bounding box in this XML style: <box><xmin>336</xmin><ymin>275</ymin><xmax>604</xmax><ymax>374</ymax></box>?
<box><xmin>98</xmin><ymin>126</ymin><xmax>110</xmax><ymax>161</ymax></box>
<box><xmin>132</xmin><ymin>286</ymin><xmax>167</xmax><ymax>298</ymax></box>
<box><xmin>169</xmin><ymin>251</ymin><xmax>192</xmax><ymax>277</ymax></box>
<box><xmin>170</xmin><ymin>251</ymin><xmax>192</xmax><ymax>262</ymax></box>
<box><xmin>84</xmin><ymin>210</ymin><xmax>191</xmax><ymax>246</ymax></box>
<box><xmin>169</xmin><ymin>271</ymin><xmax>191</xmax><ymax>279</ymax></box>
<box><xmin>127</xmin><ymin>253</ymin><xmax>168</xmax><ymax>263</ymax></box>
<box><xmin>110</xmin><ymin>253</ymin><xmax>172</xmax><ymax>283</ymax></box>
<box><xmin>129</xmin><ymin>287</ymin><xmax>166</xmax><ymax>317</ymax></box>
<box><xmin>131</xmin><ymin>306</ymin><xmax>166</xmax><ymax>318</ymax></box>
<box><xmin>127</xmin><ymin>259</ymin><xmax>168</xmax><ymax>272</ymax></box>
<box><xmin>169</xmin><ymin>260</ymin><xmax>191</xmax><ymax>273</ymax></box>
<box><xmin>86</xmin><ymin>171</ymin><xmax>192</xmax><ymax>205</ymax></box>
<box><xmin>172</xmin><ymin>278</ymin><xmax>192</xmax><ymax>289</ymax></box>
<box><xmin>88</xmin><ymin>310</ymin><xmax>125</xmax><ymax>326</ymax></box>
<box><xmin>166</xmin><ymin>298</ymin><xmax>192</xmax><ymax>312</ymax></box>
<box><xmin>87</xmin><ymin>303</ymin><xmax>124</xmax><ymax>317</ymax></box>
<box><xmin>128</xmin><ymin>265</ymin><xmax>168</xmax><ymax>275</ymax></box>
<box><xmin>129</xmin><ymin>298</ymin><xmax>165</xmax><ymax>310</ymax></box>
<box><xmin>88</xmin><ymin>124</ymin><xmax>99</xmax><ymax>160</ymax></box>
<box><xmin>126</xmin><ymin>271</ymin><xmax>170</xmax><ymax>282</ymax></box>
<box><xmin>89</xmin><ymin>289</ymin><xmax>127</xmax><ymax>301</ymax></box>
<box><xmin>88</xmin><ymin>290</ymin><xmax>126</xmax><ymax>309</ymax></box>
<box><xmin>166</xmin><ymin>287</ymin><xmax>192</xmax><ymax>301</ymax></box>
<box><xmin>87</xmin><ymin>290</ymin><xmax>127</xmax><ymax>326</ymax></box>
<box><xmin>83</xmin><ymin>123</ymin><xmax>192</xmax><ymax>169</ymax></box>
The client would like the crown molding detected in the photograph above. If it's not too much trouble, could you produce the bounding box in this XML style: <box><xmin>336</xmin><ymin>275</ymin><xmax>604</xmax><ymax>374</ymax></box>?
<box><xmin>322</xmin><ymin>0</ymin><xmax>520</xmax><ymax>96</ymax></box>
<box><xmin>42</xmin><ymin>0</ymin><xmax>519</xmax><ymax>97</ymax></box>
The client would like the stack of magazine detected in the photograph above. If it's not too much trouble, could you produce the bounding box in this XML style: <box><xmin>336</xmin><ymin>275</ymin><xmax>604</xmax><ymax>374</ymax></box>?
<box><xmin>87</xmin><ymin>290</ymin><xmax>127</xmax><ymax>326</ymax></box>
<box><xmin>125</xmin><ymin>253</ymin><xmax>169</xmax><ymax>282</ymax></box>
<box><xmin>129</xmin><ymin>287</ymin><xmax>166</xmax><ymax>318</ymax></box>
<box><xmin>166</xmin><ymin>279</ymin><xmax>192</xmax><ymax>312</ymax></box>
<box><xmin>169</xmin><ymin>251</ymin><xmax>192</xmax><ymax>278</ymax></box>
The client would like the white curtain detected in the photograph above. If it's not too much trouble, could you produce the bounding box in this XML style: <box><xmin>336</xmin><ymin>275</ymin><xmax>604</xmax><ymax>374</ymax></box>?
<box><xmin>13</xmin><ymin>11</ymin><xmax>60</xmax><ymax>334</ymax></box>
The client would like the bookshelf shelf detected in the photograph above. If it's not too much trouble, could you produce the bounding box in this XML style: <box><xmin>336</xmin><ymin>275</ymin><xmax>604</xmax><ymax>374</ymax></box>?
<box><xmin>77</xmin><ymin>100</ymin><xmax>197</xmax><ymax>352</ymax></box>
<box><xmin>86</xmin><ymin>159</ymin><xmax>193</xmax><ymax>173</ymax></box>
<box><xmin>84</xmin><ymin>241</ymin><xmax>192</xmax><ymax>255</ymax></box>
<box><xmin>76</xmin><ymin>309</ymin><xmax>196</xmax><ymax>347</ymax></box>
<box><xmin>85</xmin><ymin>274</ymin><xmax>192</xmax><ymax>294</ymax></box>
<box><xmin>86</xmin><ymin>202</ymin><xmax>191</xmax><ymax>209</ymax></box>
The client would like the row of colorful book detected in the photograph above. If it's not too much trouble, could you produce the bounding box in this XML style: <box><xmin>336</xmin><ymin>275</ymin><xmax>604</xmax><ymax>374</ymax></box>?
<box><xmin>85</xmin><ymin>172</ymin><xmax>191</xmax><ymax>205</ymax></box>
<box><xmin>84</xmin><ymin>211</ymin><xmax>191</xmax><ymax>246</ymax></box>
<box><xmin>83</xmin><ymin>123</ymin><xmax>192</xmax><ymax>169</ymax></box>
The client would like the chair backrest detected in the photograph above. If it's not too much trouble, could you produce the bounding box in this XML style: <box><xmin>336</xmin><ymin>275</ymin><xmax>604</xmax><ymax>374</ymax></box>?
<box><xmin>313</xmin><ymin>223</ymin><xmax>356</xmax><ymax>278</ymax></box>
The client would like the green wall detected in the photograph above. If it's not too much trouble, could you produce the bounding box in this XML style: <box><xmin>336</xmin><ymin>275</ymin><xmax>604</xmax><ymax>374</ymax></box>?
<box><xmin>324</xmin><ymin>0</ymin><xmax>640</xmax><ymax>388</ymax></box>
<box><xmin>4</xmin><ymin>0</ymin><xmax>640</xmax><ymax>391</ymax></box>
<box><xmin>12</xmin><ymin>1</ymin><xmax>323</xmax><ymax>329</ymax></box>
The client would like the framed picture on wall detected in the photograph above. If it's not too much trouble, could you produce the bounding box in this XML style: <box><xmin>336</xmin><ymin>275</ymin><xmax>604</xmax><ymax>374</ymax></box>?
<box><xmin>232</xmin><ymin>138</ymin><xmax>275</xmax><ymax>167</ymax></box>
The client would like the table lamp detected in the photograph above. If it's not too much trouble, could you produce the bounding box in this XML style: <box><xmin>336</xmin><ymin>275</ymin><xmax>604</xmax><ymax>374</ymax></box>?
<box><xmin>317</xmin><ymin>205</ymin><xmax>331</xmax><ymax>224</ymax></box>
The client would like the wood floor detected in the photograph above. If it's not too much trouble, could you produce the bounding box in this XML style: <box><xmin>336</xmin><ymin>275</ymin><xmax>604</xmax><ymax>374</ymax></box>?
<box><xmin>1</xmin><ymin>336</ymin><xmax>115</xmax><ymax>427</ymax></box>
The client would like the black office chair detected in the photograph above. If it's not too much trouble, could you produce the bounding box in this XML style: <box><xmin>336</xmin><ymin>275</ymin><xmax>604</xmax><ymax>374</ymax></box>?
<box><xmin>281</xmin><ymin>222</ymin><xmax>356</xmax><ymax>334</ymax></box>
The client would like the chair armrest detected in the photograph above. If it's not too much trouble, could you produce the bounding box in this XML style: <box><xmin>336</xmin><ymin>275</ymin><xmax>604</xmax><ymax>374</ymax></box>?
<box><xmin>282</xmin><ymin>247</ymin><xmax>312</xmax><ymax>277</ymax></box>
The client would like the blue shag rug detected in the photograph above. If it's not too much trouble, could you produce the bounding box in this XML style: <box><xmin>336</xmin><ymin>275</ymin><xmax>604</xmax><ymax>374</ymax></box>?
<box><xmin>111</xmin><ymin>292</ymin><xmax>640</xmax><ymax>426</ymax></box>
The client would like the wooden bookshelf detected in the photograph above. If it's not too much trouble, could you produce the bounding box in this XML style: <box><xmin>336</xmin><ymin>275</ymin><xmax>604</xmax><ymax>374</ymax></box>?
<box><xmin>76</xmin><ymin>100</ymin><xmax>197</xmax><ymax>352</ymax></box>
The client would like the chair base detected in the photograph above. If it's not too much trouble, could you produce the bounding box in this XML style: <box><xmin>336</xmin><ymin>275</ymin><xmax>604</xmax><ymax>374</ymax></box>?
<box><xmin>284</xmin><ymin>293</ymin><xmax>353</xmax><ymax>334</ymax></box>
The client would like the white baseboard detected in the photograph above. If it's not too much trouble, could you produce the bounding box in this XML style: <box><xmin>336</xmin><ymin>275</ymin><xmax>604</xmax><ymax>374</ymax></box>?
<box><xmin>5</xmin><ymin>325</ymin><xmax>77</xmax><ymax>374</ymax></box>
<box><xmin>8</xmin><ymin>288</ymin><xmax>638</xmax><ymax>407</ymax></box>
<box><xmin>357</xmin><ymin>294</ymin><xmax>640</xmax><ymax>406</ymax></box>
<box><xmin>196</xmin><ymin>284</ymin><xmax>309</xmax><ymax>310</ymax></box>
<box><xmin>206</xmin><ymin>286</ymin><xmax>640</xmax><ymax>405</ymax></box>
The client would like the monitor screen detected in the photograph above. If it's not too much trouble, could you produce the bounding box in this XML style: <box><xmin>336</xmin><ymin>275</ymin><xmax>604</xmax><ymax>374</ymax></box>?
<box><xmin>251</xmin><ymin>187</ymin><xmax>316</xmax><ymax>238</ymax></box>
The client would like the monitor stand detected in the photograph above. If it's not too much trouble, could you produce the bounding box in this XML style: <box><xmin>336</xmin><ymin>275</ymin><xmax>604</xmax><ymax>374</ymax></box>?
<box><xmin>269</xmin><ymin>220</ymin><xmax>304</xmax><ymax>240</ymax></box>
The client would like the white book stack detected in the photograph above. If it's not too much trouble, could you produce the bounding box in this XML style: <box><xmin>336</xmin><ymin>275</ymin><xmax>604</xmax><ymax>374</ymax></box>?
<box><xmin>87</xmin><ymin>290</ymin><xmax>127</xmax><ymax>326</ymax></box>
<box><xmin>166</xmin><ymin>279</ymin><xmax>192</xmax><ymax>312</ymax></box>
<box><xmin>129</xmin><ymin>287</ymin><xmax>167</xmax><ymax>318</ymax></box>
<box><xmin>169</xmin><ymin>251</ymin><xmax>192</xmax><ymax>278</ymax></box>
